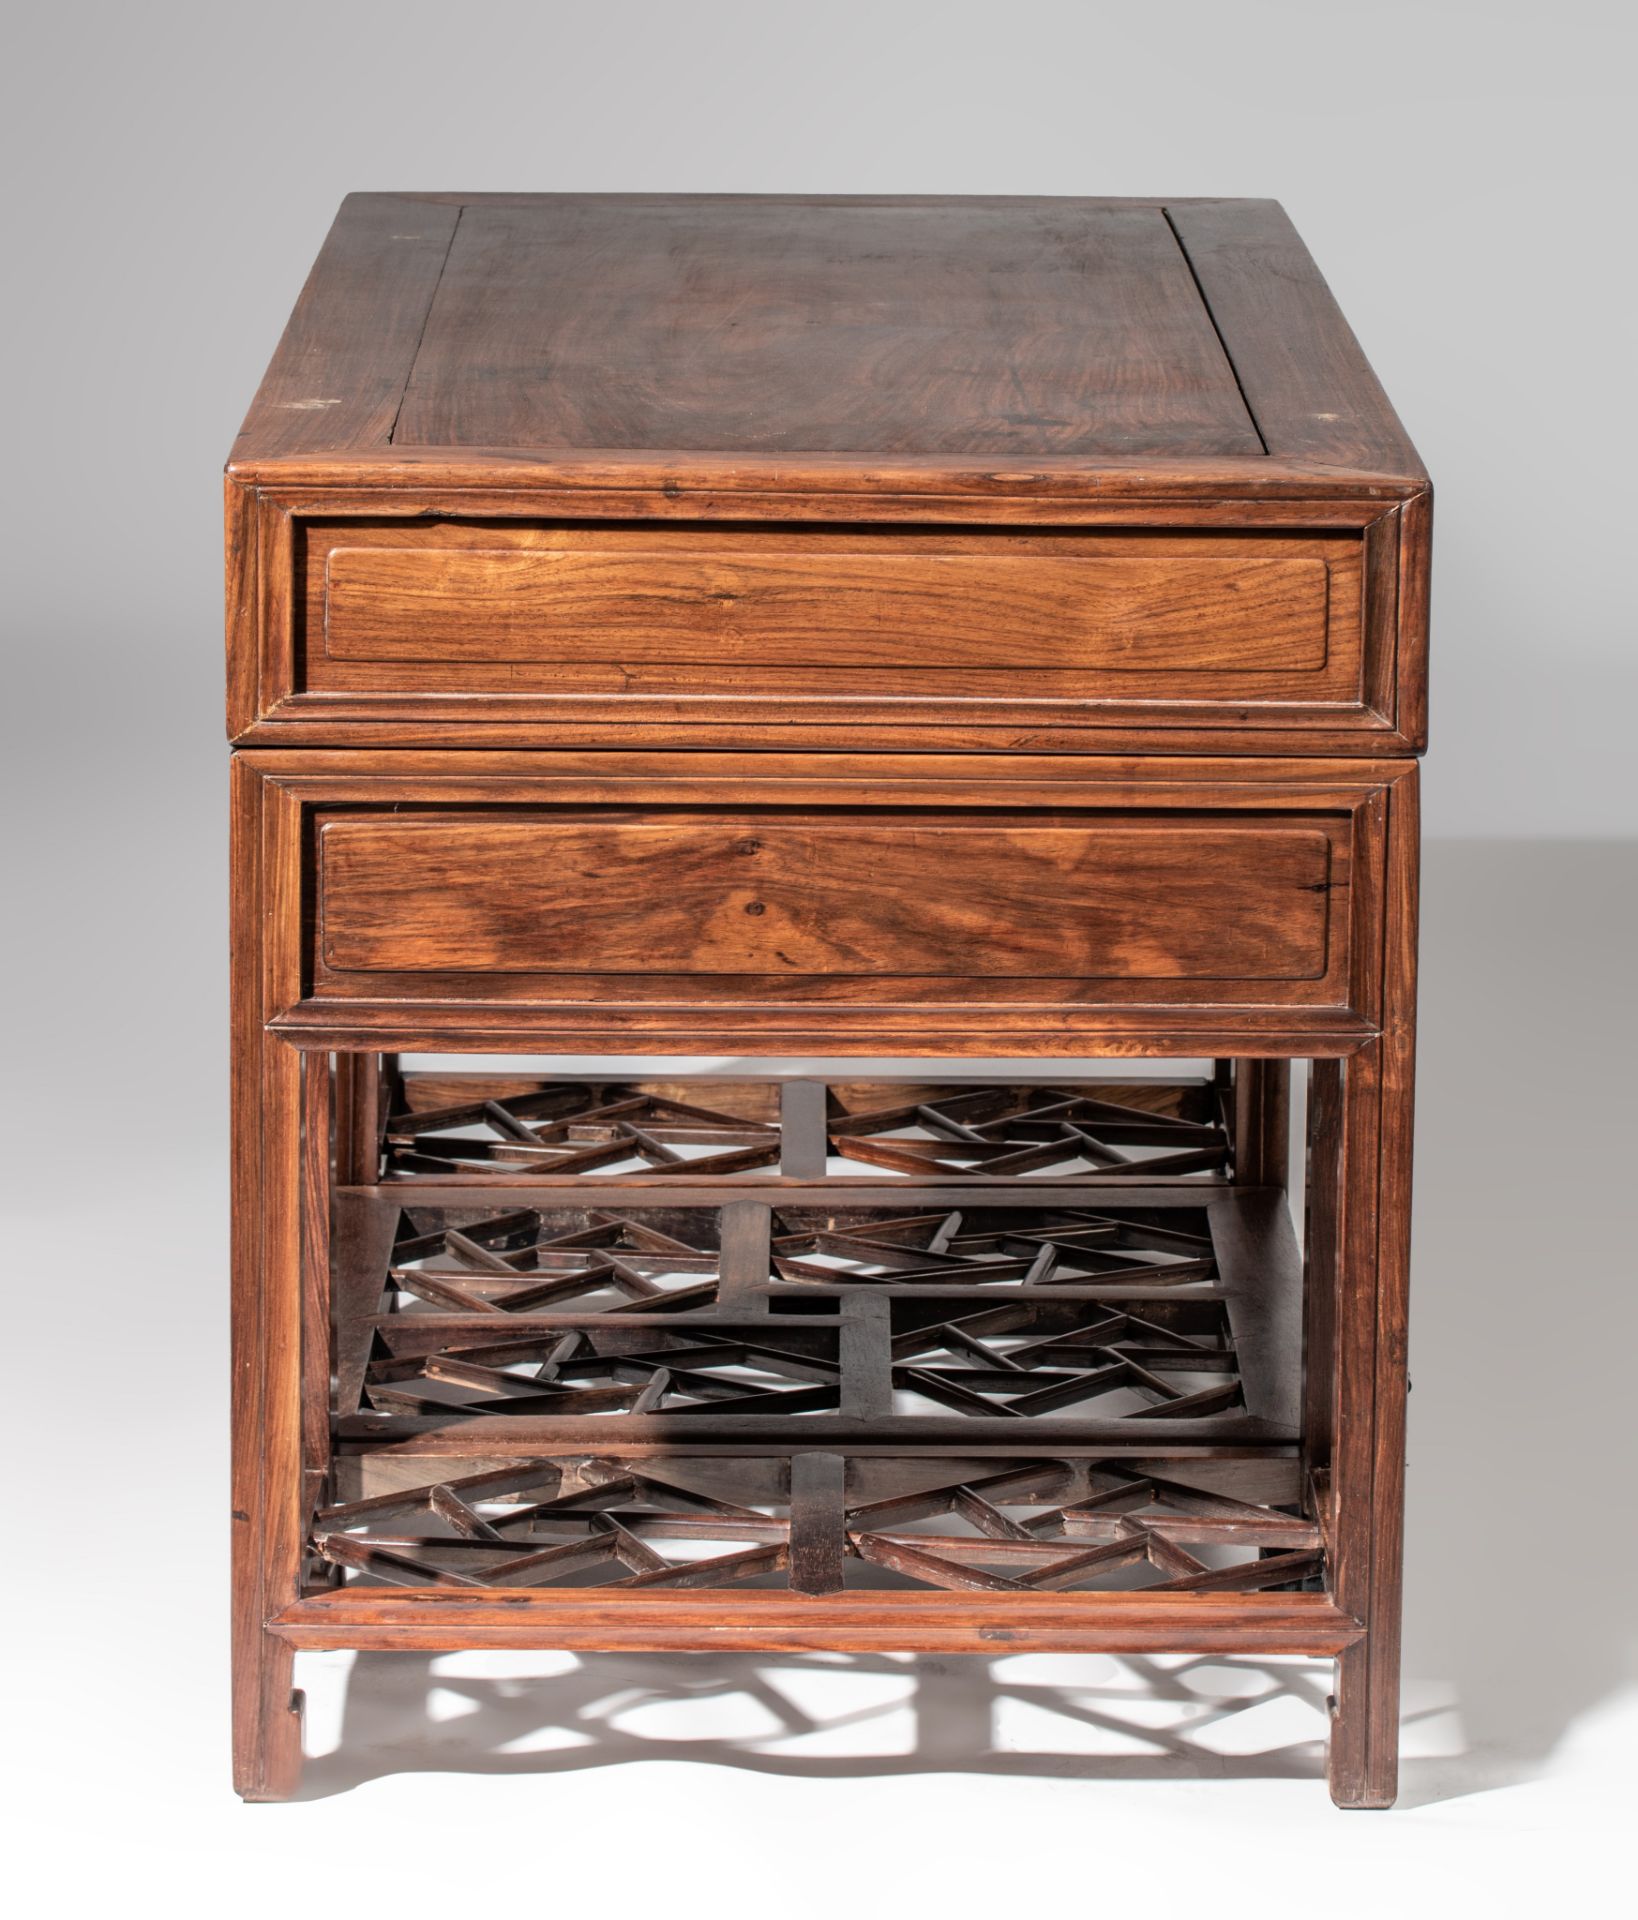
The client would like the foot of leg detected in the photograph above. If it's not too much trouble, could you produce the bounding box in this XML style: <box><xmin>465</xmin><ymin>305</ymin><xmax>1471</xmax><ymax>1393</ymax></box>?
<box><xmin>233</xmin><ymin>1632</ymin><xmax>304</xmax><ymax>1802</ymax></box>
<box><xmin>1327</xmin><ymin>1640</ymin><xmax>1397</xmax><ymax>1809</ymax></box>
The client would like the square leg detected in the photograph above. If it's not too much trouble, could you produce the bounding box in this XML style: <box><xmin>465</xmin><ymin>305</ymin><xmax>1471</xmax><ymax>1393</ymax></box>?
<box><xmin>228</xmin><ymin>1020</ymin><xmax>307</xmax><ymax>1799</ymax></box>
<box><xmin>1312</xmin><ymin>1039</ymin><xmax>1416</xmax><ymax>1809</ymax></box>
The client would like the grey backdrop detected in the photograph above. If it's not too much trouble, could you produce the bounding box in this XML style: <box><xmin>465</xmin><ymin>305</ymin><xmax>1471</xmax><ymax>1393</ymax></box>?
<box><xmin>4</xmin><ymin>0</ymin><xmax>1634</xmax><ymax>1835</ymax></box>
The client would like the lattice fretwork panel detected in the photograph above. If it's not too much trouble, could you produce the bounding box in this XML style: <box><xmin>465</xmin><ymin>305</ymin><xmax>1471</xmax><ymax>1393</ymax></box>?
<box><xmin>388</xmin><ymin>1084</ymin><xmax>782</xmax><ymax>1178</ymax></box>
<box><xmin>826</xmin><ymin>1085</ymin><xmax>1229</xmax><ymax>1178</ymax></box>
<box><xmin>377</xmin><ymin>1075</ymin><xmax>1233</xmax><ymax>1183</ymax></box>
<box><xmin>311</xmin><ymin>1455</ymin><xmax>1322</xmax><ymax>1597</ymax></box>
<box><xmin>331</xmin><ymin>1196</ymin><xmax>1291</xmax><ymax>1441</ymax></box>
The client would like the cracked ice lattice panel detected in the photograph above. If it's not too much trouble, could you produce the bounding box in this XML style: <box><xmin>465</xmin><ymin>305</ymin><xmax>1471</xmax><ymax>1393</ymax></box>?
<box><xmin>328</xmin><ymin>1195</ymin><xmax>1291</xmax><ymax>1436</ymax></box>
<box><xmin>376</xmin><ymin>1075</ymin><xmax>1233</xmax><ymax>1182</ymax></box>
<box><xmin>310</xmin><ymin>1455</ymin><xmax>1323</xmax><ymax>1597</ymax></box>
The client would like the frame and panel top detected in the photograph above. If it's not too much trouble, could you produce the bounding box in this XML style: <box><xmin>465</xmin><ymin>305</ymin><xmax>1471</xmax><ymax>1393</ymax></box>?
<box><xmin>232</xmin><ymin>195</ymin><xmax>1424</xmax><ymax>476</ymax></box>
<box><xmin>226</xmin><ymin>194</ymin><xmax>1431</xmax><ymax>756</ymax></box>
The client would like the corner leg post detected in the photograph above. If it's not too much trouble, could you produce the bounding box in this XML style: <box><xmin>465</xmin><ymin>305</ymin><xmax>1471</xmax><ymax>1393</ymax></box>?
<box><xmin>1324</xmin><ymin>774</ymin><xmax>1418</xmax><ymax>1809</ymax></box>
<box><xmin>230</xmin><ymin>758</ymin><xmax>309</xmax><ymax>1801</ymax></box>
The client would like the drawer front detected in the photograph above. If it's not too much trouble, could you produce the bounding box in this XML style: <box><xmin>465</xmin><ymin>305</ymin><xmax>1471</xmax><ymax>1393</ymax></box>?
<box><xmin>318</xmin><ymin>813</ymin><xmax>1335</xmax><ymax>984</ymax></box>
<box><xmin>248</xmin><ymin>508</ymin><xmax>1408</xmax><ymax>749</ymax></box>
<box><xmin>248</xmin><ymin>752</ymin><xmax>1396</xmax><ymax>1052</ymax></box>
<box><xmin>265</xmin><ymin>751</ymin><xmax>1388</xmax><ymax>1057</ymax></box>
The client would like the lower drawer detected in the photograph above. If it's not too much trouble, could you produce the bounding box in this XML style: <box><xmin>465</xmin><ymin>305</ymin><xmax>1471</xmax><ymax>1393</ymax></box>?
<box><xmin>242</xmin><ymin>751</ymin><xmax>1403</xmax><ymax>1051</ymax></box>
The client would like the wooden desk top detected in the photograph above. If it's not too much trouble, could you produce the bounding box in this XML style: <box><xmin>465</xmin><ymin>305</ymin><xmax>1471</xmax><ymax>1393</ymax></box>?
<box><xmin>232</xmin><ymin>194</ymin><xmax>1424</xmax><ymax>494</ymax></box>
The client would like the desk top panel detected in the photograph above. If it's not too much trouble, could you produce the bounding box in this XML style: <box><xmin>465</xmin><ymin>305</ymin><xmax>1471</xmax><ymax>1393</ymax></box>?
<box><xmin>231</xmin><ymin>194</ymin><xmax>1423</xmax><ymax>486</ymax></box>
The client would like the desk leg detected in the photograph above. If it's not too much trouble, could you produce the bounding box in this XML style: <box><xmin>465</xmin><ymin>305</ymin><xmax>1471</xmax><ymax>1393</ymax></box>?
<box><xmin>1324</xmin><ymin>779</ymin><xmax>1418</xmax><ymax>1809</ymax></box>
<box><xmin>229</xmin><ymin>765</ymin><xmax>306</xmax><ymax>1801</ymax></box>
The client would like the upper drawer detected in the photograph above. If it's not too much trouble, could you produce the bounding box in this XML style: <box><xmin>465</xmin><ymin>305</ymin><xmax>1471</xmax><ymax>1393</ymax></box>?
<box><xmin>232</xmin><ymin>496</ymin><xmax>1421</xmax><ymax>753</ymax></box>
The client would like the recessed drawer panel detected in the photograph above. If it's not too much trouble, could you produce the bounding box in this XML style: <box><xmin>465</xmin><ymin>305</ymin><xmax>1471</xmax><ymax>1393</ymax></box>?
<box><xmin>313</xmin><ymin>807</ymin><xmax>1348</xmax><ymax>1014</ymax></box>
<box><xmin>323</xmin><ymin>542</ymin><xmax>1332</xmax><ymax>673</ymax></box>
<box><xmin>269</xmin><ymin>516</ymin><xmax>1389</xmax><ymax>748</ymax></box>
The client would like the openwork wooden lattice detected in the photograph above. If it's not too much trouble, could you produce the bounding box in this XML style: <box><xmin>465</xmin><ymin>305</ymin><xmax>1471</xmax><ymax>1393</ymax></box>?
<box><xmin>826</xmin><ymin>1086</ymin><xmax>1228</xmax><ymax>1178</ymax></box>
<box><xmin>311</xmin><ymin>1454</ymin><xmax>1322</xmax><ymax>1596</ymax></box>
<box><xmin>360</xmin><ymin>1200</ymin><xmax>1218</xmax><ymax>1318</ymax></box>
<box><xmin>362</xmin><ymin>1318</ymin><xmax>847</xmax><ymax>1423</ymax></box>
<box><xmin>330</xmin><ymin>1194</ymin><xmax>1292</xmax><ymax>1443</ymax></box>
<box><xmin>378</xmin><ymin>1075</ymin><xmax>1232</xmax><ymax>1183</ymax></box>
<box><xmin>350</xmin><ymin>1297</ymin><xmax>1243</xmax><ymax>1428</ymax></box>
<box><xmin>325</xmin><ymin>1176</ymin><xmax>1305</xmax><ymax>1604</ymax></box>
<box><xmin>388</xmin><ymin>1084</ymin><xmax>782</xmax><ymax>1178</ymax></box>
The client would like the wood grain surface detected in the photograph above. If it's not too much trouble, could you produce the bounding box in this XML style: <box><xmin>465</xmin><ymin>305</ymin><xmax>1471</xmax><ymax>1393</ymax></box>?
<box><xmin>323</xmin><ymin>540</ymin><xmax>1332</xmax><ymax>671</ymax></box>
<box><xmin>317</xmin><ymin>812</ymin><xmax>1335</xmax><ymax>981</ymax></box>
<box><xmin>232</xmin><ymin>194</ymin><xmax>1425</xmax><ymax>485</ymax></box>
<box><xmin>271</xmin><ymin>1586</ymin><xmax>1363</xmax><ymax>1656</ymax></box>
<box><xmin>281</xmin><ymin>514</ymin><xmax>1380</xmax><ymax>746</ymax></box>
<box><xmin>390</xmin><ymin>199</ymin><xmax>1264</xmax><ymax>457</ymax></box>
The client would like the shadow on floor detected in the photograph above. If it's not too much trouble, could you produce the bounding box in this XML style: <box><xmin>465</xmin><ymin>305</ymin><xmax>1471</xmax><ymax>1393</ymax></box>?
<box><xmin>299</xmin><ymin>1648</ymin><xmax>1353</xmax><ymax>1798</ymax></box>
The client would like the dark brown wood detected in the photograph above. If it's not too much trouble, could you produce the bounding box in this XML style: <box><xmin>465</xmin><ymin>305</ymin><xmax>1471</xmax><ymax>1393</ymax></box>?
<box><xmin>1162</xmin><ymin>201</ymin><xmax>1423</xmax><ymax>475</ymax></box>
<box><xmin>226</xmin><ymin>192</ymin><xmax>1427</xmax><ymax>1806</ymax></box>
<box><xmin>1302</xmin><ymin>1062</ymin><xmax>1344</xmax><ymax>1465</ymax></box>
<box><xmin>334</xmin><ymin>1053</ymin><xmax>389</xmax><ymax>1184</ymax></box>
<box><xmin>375</xmin><ymin>1071</ymin><xmax>1230</xmax><ymax>1185</ymax></box>
<box><xmin>307</xmin><ymin>1451</ymin><xmax>1322</xmax><ymax>1604</ymax></box>
<box><xmin>234</xmin><ymin>194</ymin><xmax>1420</xmax><ymax>480</ymax></box>
<box><xmin>390</xmin><ymin>199</ymin><xmax>1264</xmax><ymax>458</ymax></box>
<box><xmin>716</xmin><ymin>1199</ymin><xmax>772</xmax><ymax>1315</ymax></box>
<box><xmin>311</xmin><ymin>1185</ymin><xmax>1300</xmax><ymax>1463</ymax></box>
<box><xmin>788</xmin><ymin>1452</ymin><xmax>848</xmax><ymax>1596</ymax></box>
<box><xmin>233</xmin><ymin>194</ymin><xmax>463</xmax><ymax>461</ymax></box>
<box><xmin>299</xmin><ymin>1053</ymin><xmax>332</xmax><ymax>1495</ymax></box>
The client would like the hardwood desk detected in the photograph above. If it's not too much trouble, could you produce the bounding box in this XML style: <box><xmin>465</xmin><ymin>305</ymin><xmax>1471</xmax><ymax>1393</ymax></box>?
<box><xmin>226</xmin><ymin>195</ymin><xmax>1428</xmax><ymax>1806</ymax></box>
